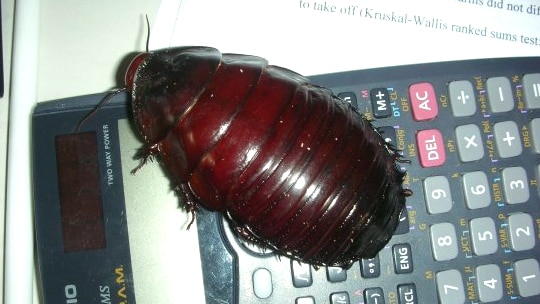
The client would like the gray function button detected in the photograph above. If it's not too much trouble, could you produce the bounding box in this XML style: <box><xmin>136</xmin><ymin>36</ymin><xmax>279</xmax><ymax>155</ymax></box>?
<box><xmin>370</xmin><ymin>88</ymin><xmax>392</xmax><ymax>118</ymax></box>
<box><xmin>462</xmin><ymin>171</ymin><xmax>491</xmax><ymax>209</ymax></box>
<box><xmin>508</xmin><ymin>212</ymin><xmax>535</xmax><ymax>251</ymax></box>
<box><xmin>494</xmin><ymin>121</ymin><xmax>522</xmax><ymax>158</ymax></box>
<box><xmin>455</xmin><ymin>124</ymin><xmax>484</xmax><ymax>162</ymax></box>
<box><xmin>487</xmin><ymin>77</ymin><xmax>514</xmax><ymax>113</ymax></box>
<box><xmin>430</xmin><ymin>222</ymin><xmax>459</xmax><ymax>261</ymax></box>
<box><xmin>449</xmin><ymin>80</ymin><xmax>476</xmax><ymax>116</ymax></box>
<box><xmin>291</xmin><ymin>260</ymin><xmax>312</xmax><ymax>288</ymax></box>
<box><xmin>470</xmin><ymin>217</ymin><xmax>498</xmax><ymax>256</ymax></box>
<box><xmin>523</xmin><ymin>73</ymin><xmax>540</xmax><ymax>109</ymax></box>
<box><xmin>296</xmin><ymin>296</ymin><xmax>315</xmax><ymax>304</ymax></box>
<box><xmin>327</xmin><ymin>266</ymin><xmax>347</xmax><ymax>282</ymax></box>
<box><xmin>538</xmin><ymin>165</ymin><xmax>540</xmax><ymax>192</ymax></box>
<box><xmin>530</xmin><ymin>118</ymin><xmax>540</xmax><ymax>154</ymax></box>
<box><xmin>475</xmin><ymin>264</ymin><xmax>503</xmax><ymax>302</ymax></box>
<box><xmin>252</xmin><ymin>268</ymin><xmax>272</xmax><ymax>299</ymax></box>
<box><xmin>330</xmin><ymin>292</ymin><xmax>350</xmax><ymax>304</ymax></box>
<box><xmin>423</xmin><ymin>176</ymin><xmax>453</xmax><ymax>214</ymax></box>
<box><xmin>338</xmin><ymin>92</ymin><xmax>358</xmax><ymax>109</ymax></box>
<box><xmin>514</xmin><ymin>259</ymin><xmax>540</xmax><ymax>297</ymax></box>
<box><xmin>436</xmin><ymin>269</ymin><xmax>465</xmax><ymax>304</ymax></box>
<box><xmin>398</xmin><ymin>284</ymin><xmax>418</xmax><ymax>304</ymax></box>
<box><xmin>502</xmin><ymin>166</ymin><xmax>529</xmax><ymax>204</ymax></box>
<box><xmin>392</xmin><ymin>243</ymin><xmax>413</xmax><ymax>274</ymax></box>
<box><xmin>364</xmin><ymin>287</ymin><xmax>385</xmax><ymax>304</ymax></box>
<box><xmin>360</xmin><ymin>256</ymin><xmax>380</xmax><ymax>278</ymax></box>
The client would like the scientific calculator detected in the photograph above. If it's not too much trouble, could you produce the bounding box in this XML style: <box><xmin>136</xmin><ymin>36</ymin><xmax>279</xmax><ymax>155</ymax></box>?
<box><xmin>32</xmin><ymin>57</ymin><xmax>540</xmax><ymax>304</ymax></box>
<box><xmin>196</xmin><ymin>57</ymin><xmax>540</xmax><ymax>304</ymax></box>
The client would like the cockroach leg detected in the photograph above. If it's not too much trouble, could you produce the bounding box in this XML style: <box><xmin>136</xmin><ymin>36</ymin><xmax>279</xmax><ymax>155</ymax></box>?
<box><xmin>130</xmin><ymin>143</ymin><xmax>160</xmax><ymax>174</ymax></box>
<box><xmin>176</xmin><ymin>183</ymin><xmax>199</xmax><ymax>230</ymax></box>
<box><xmin>402</xmin><ymin>188</ymin><xmax>413</xmax><ymax>197</ymax></box>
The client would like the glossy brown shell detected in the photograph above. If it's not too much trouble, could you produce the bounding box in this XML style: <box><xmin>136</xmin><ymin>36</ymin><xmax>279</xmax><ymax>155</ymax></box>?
<box><xmin>127</xmin><ymin>46</ymin><xmax>408</xmax><ymax>267</ymax></box>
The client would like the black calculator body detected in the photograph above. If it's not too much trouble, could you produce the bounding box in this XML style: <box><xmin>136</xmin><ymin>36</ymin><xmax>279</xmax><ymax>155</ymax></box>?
<box><xmin>196</xmin><ymin>57</ymin><xmax>540</xmax><ymax>304</ymax></box>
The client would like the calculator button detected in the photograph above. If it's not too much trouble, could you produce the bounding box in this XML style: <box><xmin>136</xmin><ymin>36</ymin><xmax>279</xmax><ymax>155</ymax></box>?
<box><xmin>397</xmin><ymin>284</ymin><xmax>417</xmax><ymax>304</ymax></box>
<box><xmin>364</xmin><ymin>287</ymin><xmax>385</xmax><ymax>304</ymax></box>
<box><xmin>462</xmin><ymin>171</ymin><xmax>491</xmax><ymax>209</ymax></box>
<box><xmin>330</xmin><ymin>292</ymin><xmax>350</xmax><ymax>304</ymax></box>
<box><xmin>291</xmin><ymin>260</ymin><xmax>312</xmax><ymax>288</ymax></box>
<box><xmin>508</xmin><ymin>212</ymin><xmax>535</xmax><ymax>251</ymax></box>
<box><xmin>487</xmin><ymin>76</ymin><xmax>514</xmax><ymax>113</ymax></box>
<box><xmin>522</xmin><ymin>73</ymin><xmax>540</xmax><ymax>109</ymax></box>
<box><xmin>448</xmin><ymin>80</ymin><xmax>476</xmax><ymax>117</ymax></box>
<box><xmin>430</xmin><ymin>223</ymin><xmax>458</xmax><ymax>261</ymax></box>
<box><xmin>455</xmin><ymin>124</ymin><xmax>484</xmax><ymax>162</ymax></box>
<box><xmin>502</xmin><ymin>166</ymin><xmax>529</xmax><ymax>204</ymax></box>
<box><xmin>392</xmin><ymin>243</ymin><xmax>413</xmax><ymax>274</ymax></box>
<box><xmin>475</xmin><ymin>264</ymin><xmax>503</xmax><ymax>302</ymax></box>
<box><xmin>378</xmin><ymin>126</ymin><xmax>397</xmax><ymax>149</ymax></box>
<box><xmin>416</xmin><ymin>129</ymin><xmax>446</xmax><ymax>167</ymax></box>
<box><xmin>360</xmin><ymin>255</ymin><xmax>381</xmax><ymax>278</ymax></box>
<box><xmin>514</xmin><ymin>258</ymin><xmax>540</xmax><ymax>297</ymax></box>
<box><xmin>436</xmin><ymin>269</ymin><xmax>465</xmax><ymax>304</ymax></box>
<box><xmin>470</xmin><ymin>217</ymin><xmax>498</xmax><ymax>256</ymax></box>
<box><xmin>296</xmin><ymin>296</ymin><xmax>315</xmax><ymax>304</ymax></box>
<box><xmin>409</xmin><ymin>83</ymin><xmax>438</xmax><ymax>121</ymax></box>
<box><xmin>537</xmin><ymin>165</ymin><xmax>540</xmax><ymax>190</ymax></box>
<box><xmin>370</xmin><ymin>88</ymin><xmax>392</xmax><ymax>118</ymax></box>
<box><xmin>338</xmin><ymin>92</ymin><xmax>358</xmax><ymax>109</ymax></box>
<box><xmin>327</xmin><ymin>266</ymin><xmax>347</xmax><ymax>282</ymax></box>
<box><xmin>423</xmin><ymin>176</ymin><xmax>453</xmax><ymax>214</ymax></box>
<box><xmin>394</xmin><ymin>207</ymin><xmax>410</xmax><ymax>235</ymax></box>
<box><xmin>494</xmin><ymin>121</ymin><xmax>522</xmax><ymax>158</ymax></box>
<box><xmin>252</xmin><ymin>268</ymin><xmax>272</xmax><ymax>298</ymax></box>
<box><xmin>530</xmin><ymin>118</ymin><xmax>540</xmax><ymax>153</ymax></box>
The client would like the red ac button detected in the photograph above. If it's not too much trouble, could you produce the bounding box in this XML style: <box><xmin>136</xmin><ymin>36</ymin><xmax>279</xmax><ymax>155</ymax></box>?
<box><xmin>410</xmin><ymin>83</ymin><xmax>438</xmax><ymax>121</ymax></box>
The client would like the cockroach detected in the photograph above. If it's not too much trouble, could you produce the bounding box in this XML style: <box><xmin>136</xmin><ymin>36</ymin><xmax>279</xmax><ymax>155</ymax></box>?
<box><xmin>100</xmin><ymin>46</ymin><xmax>411</xmax><ymax>268</ymax></box>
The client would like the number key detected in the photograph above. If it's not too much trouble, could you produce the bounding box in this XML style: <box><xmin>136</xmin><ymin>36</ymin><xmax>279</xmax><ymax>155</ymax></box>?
<box><xmin>430</xmin><ymin>223</ymin><xmax>458</xmax><ymax>261</ymax></box>
<box><xmin>508</xmin><ymin>213</ymin><xmax>535</xmax><ymax>251</ymax></box>
<box><xmin>502</xmin><ymin>166</ymin><xmax>530</xmax><ymax>204</ymax></box>
<box><xmin>470</xmin><ymin>217</ymin><xmax>498</xmax><ymax>256</ymax></box>
<box><xmin>514</xmin><ymin>259</ymin><xmax>540</xmax><ymax>297</ymax></box>
<box><xmin>423</xmin><ymin>176</ymin><xmax>453</xmax><ymax>214</ymax></box>
<box><xmin>476</xmin><ymin>264</ymin><xmax>503</xmax><ymax>302</ymax></box>
<box><xmin>462</xmin><ymin>171</ymin><xmax>491</xmax><ymax>209</ymax></box>
<box><xmin>436</xmin><ymin>269</ymin><xmax>465</xmax><ymax>304</ymax></box>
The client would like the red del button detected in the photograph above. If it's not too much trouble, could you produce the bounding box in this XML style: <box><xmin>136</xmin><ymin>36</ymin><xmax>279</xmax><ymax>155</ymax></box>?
<box><xmin>416</xmin><ymin>129</ymin><xmax>446</xmax><ymax>167</ymax></box>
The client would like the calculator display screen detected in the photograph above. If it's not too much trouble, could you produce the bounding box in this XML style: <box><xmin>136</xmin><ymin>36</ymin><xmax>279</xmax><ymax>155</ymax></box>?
<box><xmin>55</xmin><ymin>132</ymin><xmax>106</xmax><ymax>252</ymax></box>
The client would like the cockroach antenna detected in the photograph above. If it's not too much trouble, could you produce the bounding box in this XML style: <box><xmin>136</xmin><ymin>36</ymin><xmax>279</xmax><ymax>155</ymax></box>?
<box><xmin>74</xmin><ymin>88</ymin><xmax>127</xmax><ymax>133</ymax></box>
<box><xmin>75</xmin><ymin>15</ymin><xmax>151</xmax><ymax>133</ymax></box>
<box><xmin>145</xmin><ymin>15</ymin><xmax>150</xmax><ymax>52</ymax></box>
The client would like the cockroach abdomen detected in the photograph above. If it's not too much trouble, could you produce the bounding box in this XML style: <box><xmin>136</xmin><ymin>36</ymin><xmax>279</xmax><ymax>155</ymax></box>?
<box><xmin>126</xmin><ymin>46</ymin><xmax>409</xmax><ymax>267</ymax></box>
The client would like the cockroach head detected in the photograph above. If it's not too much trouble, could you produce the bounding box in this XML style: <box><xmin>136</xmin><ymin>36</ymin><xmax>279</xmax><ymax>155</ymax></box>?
<box><xmin>124</xmin><ymin>47</ymin><xmax>224</xmax><ymax>144</ymax></box>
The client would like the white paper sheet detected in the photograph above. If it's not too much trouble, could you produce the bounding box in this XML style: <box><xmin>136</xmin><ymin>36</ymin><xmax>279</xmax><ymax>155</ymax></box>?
<box><xmin>150</xmin><ymin>0</ymin><xmax>540</xmax><ymax>76</ymax></box>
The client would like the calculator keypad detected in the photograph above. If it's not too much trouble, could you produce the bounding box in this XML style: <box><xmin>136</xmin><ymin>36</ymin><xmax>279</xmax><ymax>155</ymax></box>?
<box><xmin>199</xmin><ymin>59</ymin><xmax>540</xmax><ymax>303</ymax></box>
